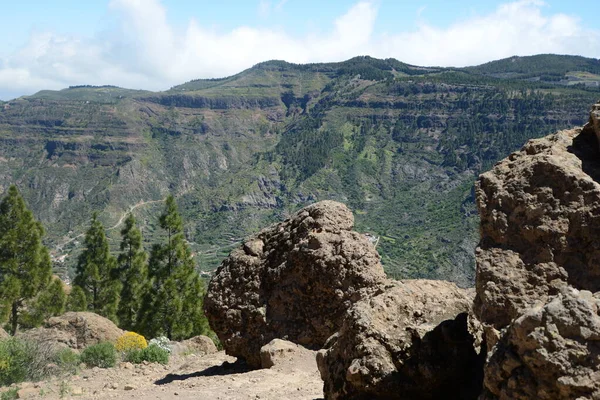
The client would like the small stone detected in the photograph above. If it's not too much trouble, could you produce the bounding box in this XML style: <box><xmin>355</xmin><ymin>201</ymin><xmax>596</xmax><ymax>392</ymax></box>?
<box><xmin>71</xmin><ymin>387</ymin><xmax>83</xmax><ymax>395</ymax></box>
<box><xmin>120</xmin><ymin>362</ymin><xmax>134</xmax><ymax>370</ymax></box>
<box><xmin>16</xmin><ymin>387</ymin><xmax>38</xmax><ymax>399</ymax></box>
<box><xmin>110</xmin><ymin>382</ymin><xmax>119</xmax><ymax>390</ymax></box>
<box><xmin>124</xmin><ymin>385</ymin><xmax>136</xmax><ymax>391</ymax></box>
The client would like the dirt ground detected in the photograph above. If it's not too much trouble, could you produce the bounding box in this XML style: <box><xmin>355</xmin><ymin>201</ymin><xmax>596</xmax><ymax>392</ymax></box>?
<box><xmin>1</xmin><ymin>350</ymin><xmax>324</xmax><ymax>400</ymax></box>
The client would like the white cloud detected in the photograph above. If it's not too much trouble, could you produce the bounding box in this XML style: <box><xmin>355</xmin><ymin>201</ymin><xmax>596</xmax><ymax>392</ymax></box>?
<box><xmin>0</xmin><ymin>0</ymin><xmax>599</xmax><ymax>100</ymax></box>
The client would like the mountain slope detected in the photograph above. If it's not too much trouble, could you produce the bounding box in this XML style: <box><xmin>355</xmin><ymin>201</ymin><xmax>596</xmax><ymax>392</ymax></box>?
<box><xmin>0</xmin><ymin>54</ymin><xmax>598</xmax><ymax>286</ymax></box>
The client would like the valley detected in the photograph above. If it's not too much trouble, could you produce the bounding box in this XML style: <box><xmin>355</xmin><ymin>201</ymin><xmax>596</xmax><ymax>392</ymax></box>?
<box><xmin>0</xmin><ymin>54</ymin><xmax>599</xmax><ymax>286</ymax></box>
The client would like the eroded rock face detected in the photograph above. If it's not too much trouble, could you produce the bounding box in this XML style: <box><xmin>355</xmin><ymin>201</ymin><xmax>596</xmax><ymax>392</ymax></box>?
<box><xmin>475</xmin><ymin>125</ymin><xmax>600</xmax><ymax>331</ymax></box>
<box><xmin>317</xmin><ymin>280</ymin><xmax>484</xmax><ymax>400</ymax></box>
<box><xmin>18</xmin><ymin>312</ymin><xmax>123</xmax><ymax>349</ymax></box>
<box><xmin>204</xmin><ymin>200</ymin><xmax>386</xmax><ymax>368</ymax></box>
<box><xmin>482</xmin><ymin>287</ymin><xmax>600</xmax><ymax>400</ymax></box>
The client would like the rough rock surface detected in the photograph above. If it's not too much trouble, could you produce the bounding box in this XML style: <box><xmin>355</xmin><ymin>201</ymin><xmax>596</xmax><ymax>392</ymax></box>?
<box><xmin>317</xmin><ymin>280</ymin><xmax>484</xmax><ymax>400</ymax></box>
<box><xmin>0</xmin><ymin>327</ymin><xmax>8</xmax><ymax>339</ymax></box>
<box><xmin>204</xmin><ymin>200</ymin><xmax>386</xmax><ymax>368</ymax></box>
<box><xmin>260</xmin><ymin>339</ymin><xmax>313</xmax><ymax>369</ymax></box>
<box><xmin>171</xmin><ymin>335</ymin><xmax>218</xmax><ymax>356</ymax></box>
<box><xmin>482</xmin><ymin>287</ymin><xmax>600</xmax><ymax>399</ymax></box>
<box><xmin>591</xmin><ymin>102</ymin><xmax>600</xmax><ymax>143</ymax></box>
<box><xmin>475</xmin><ymin>123</ymin><xmax>600</xmax><ymax>331</ymax></box>
<box><xmin>18</xmin><ymin>312</ymin><xmax>123</xmax><ymax>349</ymax></box>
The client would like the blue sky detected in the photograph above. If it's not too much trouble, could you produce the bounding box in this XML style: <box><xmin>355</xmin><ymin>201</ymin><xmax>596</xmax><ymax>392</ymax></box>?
<box><xmin>0</xmin><ymin>0</ymin><xmax>598</xmax><ymax>100</ymax></box>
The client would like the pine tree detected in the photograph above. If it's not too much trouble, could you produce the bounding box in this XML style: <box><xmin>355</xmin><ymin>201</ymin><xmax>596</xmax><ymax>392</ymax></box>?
<box><xmin>73</xmin><ymin>213</ymin><xmax>121</xmax><ymax>322</ymax></box>
<box><xmin>66</xmin><ymin>286</ymin><xmax>87</xmax><ymax>312</ymax></box>
<box><xmin>0</xmin><ymin>185</ymin><xmax>52</xmax><ymax>335</ymax></box>
<box><xmin>138</xmin><ymin>195</ymin><xmax>209</xmax><ymax>340</ymax></box>
<box><xmin>22</xmin><ymin>277</ymin><xmax>67</xmax><ymax>328</ymax></box>
<box><xmin>116</xmin><ymin>213</ymin><xmax>148</xmax><ymax>331</ymax></box>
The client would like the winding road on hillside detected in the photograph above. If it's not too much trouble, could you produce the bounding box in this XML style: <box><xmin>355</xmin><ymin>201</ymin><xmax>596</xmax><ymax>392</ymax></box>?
<box><xmin>55</xmin><ymin>198</ymin><xmax>166</xmax><ymax>251</ymax></box>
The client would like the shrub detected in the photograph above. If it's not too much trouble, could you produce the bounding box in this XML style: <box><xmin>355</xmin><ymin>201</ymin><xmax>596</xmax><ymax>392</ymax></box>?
<box><xmin>124</xmin><ymin>344</ymin><xmax>169</xmax><ymax>365</ymax></box>
<box><xmin>53</xmin><ymin>348</ymin><xmax>80</xmax><ymax>375</ymax></box>
<box><xmin>80</xmin><ymin>342</ymin><xmax>116</xmax><ymax>368</ymax></box>
<box><xmin>115</xmin><ymin>332</ymin><xmax>147</xmax><ymax>352</ymax></box>
<box><xmin>0</xmin><ymin>338</ymin><xmax>57</xmax><ymax>386</ymax></box>
<box><xmin>0</xmin><ymin>338</ymin><xmax>79</xmax><ymax>387</ymax></box>
<box><xmin>1</xmin><ymin>387</ymin><xmax>18</xmax><ymax>400</ymax></box>
<box><xmin>148</xmin><ymin>336</ymin><xmax>171</xmax><ymax>353</ymax></box>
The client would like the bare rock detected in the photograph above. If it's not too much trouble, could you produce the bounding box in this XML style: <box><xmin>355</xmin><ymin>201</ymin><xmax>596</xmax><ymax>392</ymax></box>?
<box><xmin>475</xmin><ymin>126</ymin><xmax>600</xmax><ymax>331</ymax></box>
<box><xmin>260</xmin><ymin>339</ymin><xmax>306</xmax><ymax>369</ymax></box>
<box><xmin>171</xmin><ymin>335</ymin><xmax>218</xmax><ymax>356</ymax></box>
<box><xmin>18</xmin><ymin>312</ymin><xmax>123</xmax><ymax>349</ymax></box>
<box><xmin>71</xmin><ymin>387</ymin><xmax>84</xmax><ymax>395</ymax></box>
<box><xmin>16</xmin><ymin>387</ymin><xmax>38</xmax><ymax>399</ymax></box>
<box><xmin>204</xmin><ymin>200</ymin><xmax>387</xmax><ymax>368</ymax></box>
<box><xmin>482</xmin><ymin>287</ymin><xmax>600</xmax><ymax>400</ymax></box>
<box><xmin>591</xmin><ymin>102</ymin><xmax>600</xmax><ymax>145</ymax></box>
<box><xmin>316</xmin><ymin>280</ymin><xmax>484</xmax><ymax>400</ymax></box>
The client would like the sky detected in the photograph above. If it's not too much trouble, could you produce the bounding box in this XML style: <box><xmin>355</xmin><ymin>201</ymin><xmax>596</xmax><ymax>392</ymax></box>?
<box><xmin>0</xmin><ymin>0</ymin><xmax>598</xmax><ymax>100</ymax></box>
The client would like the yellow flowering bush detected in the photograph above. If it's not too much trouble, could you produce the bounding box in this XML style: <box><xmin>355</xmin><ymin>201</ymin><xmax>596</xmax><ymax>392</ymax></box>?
<box><xmin>115</xmin><ymin>332</ymin><xmax>147</xmax><ymax>352</ymax></box>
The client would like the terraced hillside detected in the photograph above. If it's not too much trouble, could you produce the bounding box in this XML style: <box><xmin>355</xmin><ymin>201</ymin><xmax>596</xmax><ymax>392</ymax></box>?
<box><xmin>0</xmin><ymin>55</ymin><xmax>598</xmax><ymax>286</ymax></box>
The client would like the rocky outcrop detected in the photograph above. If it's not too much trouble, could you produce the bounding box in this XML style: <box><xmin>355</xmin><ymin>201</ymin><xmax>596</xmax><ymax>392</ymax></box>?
<box><xmin>475</xmin><ymin>103</ymin><xmax>600</xmax><ymax>398</ymax></box>
<box><xmin>475</xmin><ymin>124</ymin><xmax>600</xmax><ymax>332</ymax></box>
<box><xmin>18</xmin><ymin>312</ymin><xmax>123</xmax><ymax>349</ymax></box>
<box><xmin>317</xmin><ymin>280</ymin><xmax>484</xmax><ymax>400</ymax></box>
<box><xmin>482</xmin><ymin>287</ymin><xmax>600</xmax><ymax>400</ymax></box>
<box><xmin>0</xmin><ymin>327</ymin><xmax>8</xmax><ymax>339</ymax></box>
<box><xmin>204</xmin><ymin>200</ymin><xmax>387</xmax><ymax>368</ymax></box>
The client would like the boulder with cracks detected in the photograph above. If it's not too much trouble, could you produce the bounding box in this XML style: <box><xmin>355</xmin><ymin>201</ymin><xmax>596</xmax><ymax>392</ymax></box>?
<box><xmin>204</xmin><ymin>200</ymin><xmax>387</xmax><ymax>368</ymax></box>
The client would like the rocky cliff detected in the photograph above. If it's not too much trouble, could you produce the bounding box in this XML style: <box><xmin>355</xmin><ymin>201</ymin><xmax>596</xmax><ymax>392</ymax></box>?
<box><xmin>475</xmin><ymin>102</ymin><xmax>600</xmax><ymax>399</ymax></box>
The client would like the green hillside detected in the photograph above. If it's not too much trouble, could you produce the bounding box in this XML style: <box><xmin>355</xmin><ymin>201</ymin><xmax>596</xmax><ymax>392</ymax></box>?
<box><xmin>0</xmin><ymin>54</ymin><xmax>598</xmax><ymax>287</ymax></box>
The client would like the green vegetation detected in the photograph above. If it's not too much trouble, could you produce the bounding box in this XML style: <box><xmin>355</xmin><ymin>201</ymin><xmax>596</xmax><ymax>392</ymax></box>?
<box><xmin>1</xmin><ymin>387</ymin><xmax>18</xmax><ymax>400</ymax></box>
<box><xmin>116</xmin><ymin>214</ymin><xmax>148</xmax><ymax>331</ymax></box>
<box><xmin>53</xmin><ymin>348</ymin><xmax>80</xmax><ymax>375</ymax></box>
<box><xmin>138</xmin><ymin>196</ymin><xmax>210</xmax><ymax>340</ymax></box>
<box><xmin>0</xmin><ymin>54</ymin><xmax>598</xmax><ymax>286</ymax></box>
<box><xmin>80</xmin><ymin>342</ymin><xmax>116</xmax><ymax>368</ymax></box>
<box><xmin>0</xmin><ymin>337</ymin><xmax>76</xmax><ymax>386</ymax></box>
<box><xmin>123</xmin><ymin>344</ymin><xmax>169</xmax><ymax>365</ymax></box>
<box><xmin>21</xmin><ymin>278</ymin><xmax>67</xmax><ymax>328</ymax></box>
<box><xmin>65</xmin><ymin>286</ymin><xmax>87</xmax><ymax>312</ymax></box>
<box><xmin>0</xmin><ymin>186</ymin><xmax>57</xmax><ymax>335</ymax></box>
<box><xmin>73</xmin><ymin>213</ymin><xmax>121</xmax><ymax>322</ymax></box>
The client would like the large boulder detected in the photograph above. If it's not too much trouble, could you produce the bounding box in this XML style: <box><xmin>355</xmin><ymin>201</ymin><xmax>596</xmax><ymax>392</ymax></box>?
<box><xmin>18</xmin><ymin>312</ymin><xmax>123</xmax><ymax>349</ymax></box>
<box><xmin>482</xmin><ymin>287</ymin><xmax>600</xmax><ymax>400</ymax></box>
<box><xmin>475</xmin><ymin>121</ymin><xmax>600</xmax><ymax>332</ymax></box>
<box><xmin>0</xmin><ymin>327</ymin><xmax>8</xmax><ymax>340</ymax></box>
<box><xmin>317</xmin><ymin>280</ymin><xmax>484</xmax><ymax>400</ymax></box>
<box><xmin>204</xmin><ymin>200</ymin><xmax>387</xmax><ymax>368</ymax></box>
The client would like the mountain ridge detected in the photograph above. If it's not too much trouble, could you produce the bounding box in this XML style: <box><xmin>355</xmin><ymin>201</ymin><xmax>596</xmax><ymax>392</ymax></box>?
<box><xmin>1</xmin><ymin>54</ymin><xmax>599</xmax><ymax>285</ymax></box>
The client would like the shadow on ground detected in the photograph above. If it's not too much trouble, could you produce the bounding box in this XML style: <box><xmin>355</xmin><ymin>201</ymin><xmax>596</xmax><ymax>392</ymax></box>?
<box><xmin>154</xmin><ymin>359</ymin><xmax>252</xmax><ymax>385</ymax></box>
